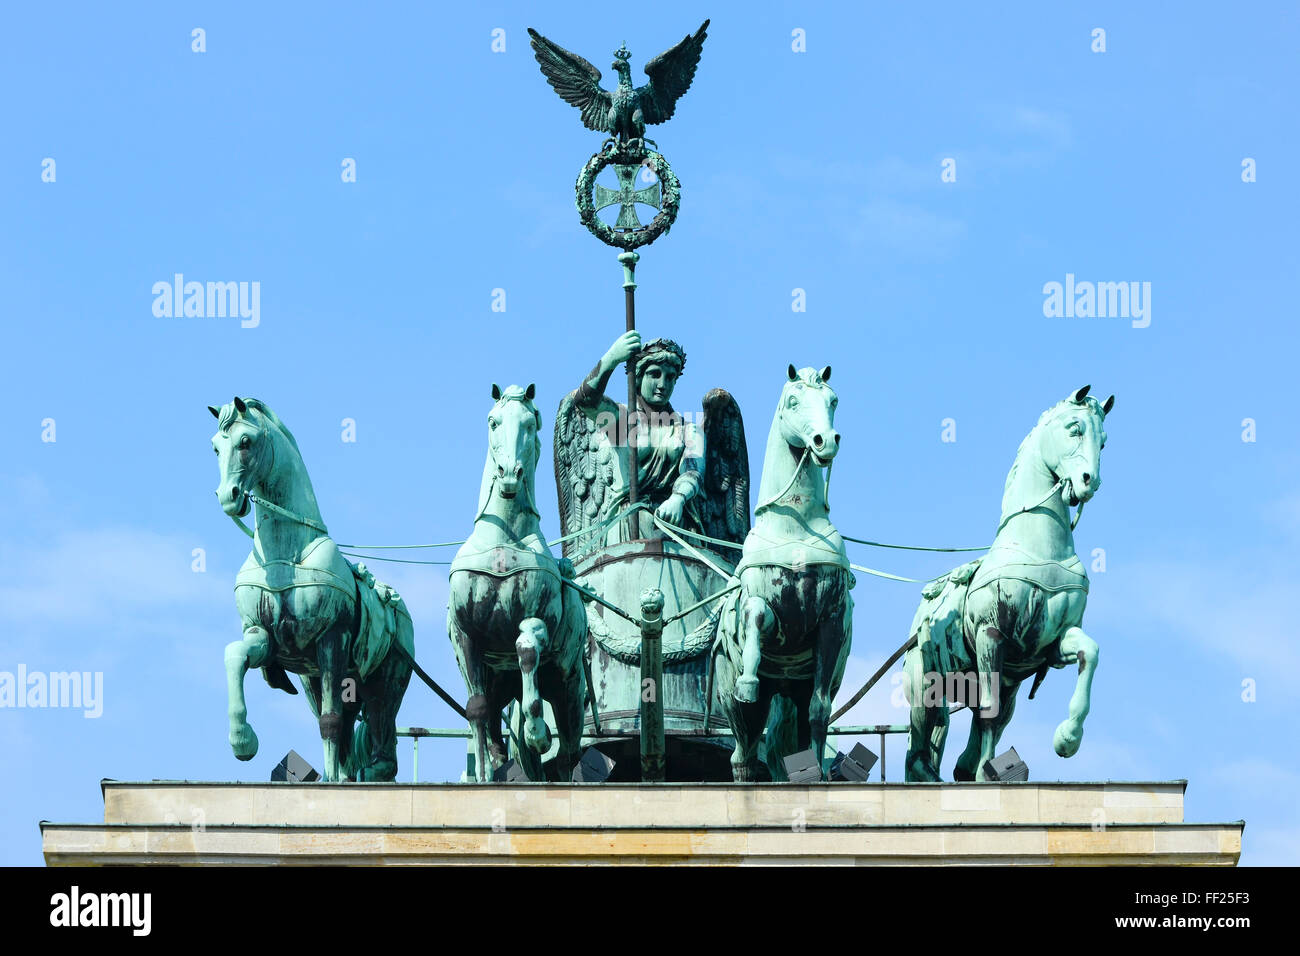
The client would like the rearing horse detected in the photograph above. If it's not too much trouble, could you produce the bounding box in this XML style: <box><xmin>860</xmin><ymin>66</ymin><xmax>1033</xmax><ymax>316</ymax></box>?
<box><xmin>903</xmin><ymin>386</ymin><xmax>1114</xmax><ymax>781</ymax></box>
<box><xmin>714</xmin><ymin>365</ymin><xmax>854</xmax><ymax>781</ymax></box>
<box><xmin>448</xmin><ymin>384</ymin><xmax>588</xmax><ymax>782</ymax></box>
<box><xmin>211</xmin><ymin>397</ymin><xmax>414</xmax><ymax>781</ymax></box>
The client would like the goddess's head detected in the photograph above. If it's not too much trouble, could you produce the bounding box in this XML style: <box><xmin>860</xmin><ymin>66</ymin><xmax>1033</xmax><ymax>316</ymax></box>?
<box><xmin>634</xmin><ymin>338</ymin><xmax>686</xmax><ymax>408</ymax></box>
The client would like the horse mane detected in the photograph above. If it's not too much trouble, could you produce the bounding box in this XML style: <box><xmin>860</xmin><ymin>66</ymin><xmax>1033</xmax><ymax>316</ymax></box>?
<box><xmin>218</xmin><ymin>398</ymin><xmax>302</xmax><ymax>454</ymax></box>
<box><xmin>755</xmin><ymin>386</ymin><xmax>792</xmax><ymax>512</ymax></box>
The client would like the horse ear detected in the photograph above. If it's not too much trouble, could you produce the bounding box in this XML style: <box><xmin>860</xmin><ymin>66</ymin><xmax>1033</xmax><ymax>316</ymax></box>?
<box><xmin>1102</xmin><ymin>394</ymin><xmax>1115</xmax><ymax>416</ymax></box>
<box><xmin>820</xmin><ymin>366</ymin><xmax>832</xmax><ymax>383</ymax></box>
<box><xmin>788</xmin><ymin>364</ymin><xmax>798</xmax><ymax>381</ymax></box>
<box><xmin>525</xmin><ymin>383</ymin><xmax>536</xmax><ymax>401</ymax></box>
<box><xmin>208</xmin><ymin>405</ymin><xmax>221</xmax><ymax>419</ymax></box>
<box><xmin>1072</xmin><ymin>385</ymin><xmax>1091</xmax><ymax>404</ymax></box>
<box><xmin>233</xmin><ymin>396</ymin><xmax>248</xmax><ymax>415</ymax></box>
<box><xmin>491</xmin><ymin>384</ymin><xmax>501</xmax><ymax>401</ymax></box>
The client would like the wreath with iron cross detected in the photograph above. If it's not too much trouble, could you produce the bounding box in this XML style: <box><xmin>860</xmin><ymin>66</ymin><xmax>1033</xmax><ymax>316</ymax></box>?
<box><xmin>575</xmin><ymin>142</ymin><xmax>680</xmax><ymax>250</ymax></box>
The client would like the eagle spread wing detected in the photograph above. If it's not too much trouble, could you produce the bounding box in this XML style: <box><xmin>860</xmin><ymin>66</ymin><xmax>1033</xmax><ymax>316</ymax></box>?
<box><xmin>527</xmin><ymin>28</ymin><xmax>613</xmax><ymax>133</ymax></box>
<box><xmin>554</xmin><ymin>390</ymin><xmax>625</xmax><ymax>558</ymax></box>
<box><xmin>639</xmin><ymin>19</ymin><xmax>709</xmax><ymax>126</ymax></box>
<box><xmin>698</xmin><ymin>387</ymin><xmax>750</xmax><ymax>551</ymax></box>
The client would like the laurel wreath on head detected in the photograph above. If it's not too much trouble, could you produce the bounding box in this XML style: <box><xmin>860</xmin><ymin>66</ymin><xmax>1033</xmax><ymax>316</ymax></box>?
<box><xmin>575</xmin><ymin>143</ymin><xmax>680</xmax><ymax>250</ymax></box>
<box><xmin>635</xmin><ymin>338</ymin><xmax>686</xmax><ymax>380</ymax></box>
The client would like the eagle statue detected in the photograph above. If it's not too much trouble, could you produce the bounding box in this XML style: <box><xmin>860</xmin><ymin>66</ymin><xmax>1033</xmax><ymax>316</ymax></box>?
<box><xmin>527</xmin><ymin>20</ymin><xmax>709</xmax><ymax>149</ymax></box>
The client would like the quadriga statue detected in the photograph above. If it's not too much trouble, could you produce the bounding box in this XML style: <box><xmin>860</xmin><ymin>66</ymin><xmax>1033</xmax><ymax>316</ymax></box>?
<box><xmin>903</xmin><ymin>386</ymin><xmax>1114</xmax><ymax>781</ymax></box>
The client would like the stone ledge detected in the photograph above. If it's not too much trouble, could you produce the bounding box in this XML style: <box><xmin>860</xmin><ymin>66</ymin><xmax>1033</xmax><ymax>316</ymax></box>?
<box><xmin>41</xmin><ymin>780</ymin><xmax>1237</xmax><ymax>865</ymax></box>
<box><xmin>98</xmin><ymin>780</ymin><xmax>1190</xmax><ymax>828</ymax></box>
<box><xmin>41</xmin><ymin>821</ymin><xmax>1243</xmax><ymax>866</ymax></box>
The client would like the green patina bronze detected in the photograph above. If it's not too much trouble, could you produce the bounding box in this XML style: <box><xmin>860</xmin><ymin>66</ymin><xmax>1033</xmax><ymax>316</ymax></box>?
<box><xmin>527</xmin><ymin>21</ymin><xmax>708</xmax><ymax>152</ymax></box>
<box><xmin>553</xmin><ymin>333</ymin><xmax>751</xmax><ymax>780</ymax></box>
<box><xmin>447</xmin><ymin>384</ymin><xmax>589</xmax><ymax>782</ymax></box>
<box><xmin>903</xmin><ymin>387</ymin><xmax>1115</xmax><ymax>782</ymax></box>
<box><xmin>596</xmin><ymin>162</ymin><xmax>661</xmax><ymax>231</ymax></box>
<box><xmin>713</xmin><ymin>366</ymin><xmax>854</xmax><ymax>781</ymax></box>
<box><xmin>210</xmin><ymin>398</ymin><xmax>414</xmax><ymax>782</ymax></box>
<box><xmin>197</xmin><ymin>24</ymin><xmax>1129</xmax><ymax>791</ymax></box>
<box><xmin>529</xmin><ymin>22</ymin><xmax>705</xmax><ymax>250</ymax></box>
<box><xmin>575</xmin><ymin>145</ymin><xmax>680</xmax><ymax>250</ymax></box>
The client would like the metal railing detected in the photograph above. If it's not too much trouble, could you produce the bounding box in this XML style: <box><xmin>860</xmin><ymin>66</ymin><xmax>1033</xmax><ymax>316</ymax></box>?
<box><xmin>397</xmin><ymin>722</ymin><xmax>910</xmax><ymax>783</ymax></box>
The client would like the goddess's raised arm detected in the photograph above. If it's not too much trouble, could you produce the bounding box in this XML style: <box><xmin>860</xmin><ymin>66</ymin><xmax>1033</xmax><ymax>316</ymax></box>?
<box><xmin>576</xmin><ymin>330</ymin><xmax>642</xmax><ymax>409</ymax></box>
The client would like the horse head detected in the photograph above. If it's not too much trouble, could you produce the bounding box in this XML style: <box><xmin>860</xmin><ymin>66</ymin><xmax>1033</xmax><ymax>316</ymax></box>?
<box><xmin>480</xmin><ymin>383</ymin><xmax>542</xmax><ymax>516</ymax></box>
<box><xmin>209</xmin><ymin>396</ymin><xmax>276</xmax><ymax>518</ymax></box>
<box><xmin>1037</xmin><ymin>385</ymin><xmax>1115</xmax><ymax>507</ymax></box>
<box><xmin>778</xmin><ymin>365</ymin><xmax>841</xmax><ymax>466</ymax></box>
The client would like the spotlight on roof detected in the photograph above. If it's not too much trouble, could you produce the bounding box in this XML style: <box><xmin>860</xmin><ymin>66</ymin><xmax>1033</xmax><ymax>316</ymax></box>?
<box><xmin>782</xmin><ymin>748</ymin><xmax>823</xmax><ymax>783</ymax></box>
<box><xmin>571</xmin><ymin>747</ymin><xmax>616</xmax><ymax>783</ymax></box>
<box><xmin>830</xmin><ymin>742</ymin><xmax>878</xmax><ymax>782</ymax></box>
<box><xmin>271</xmin><ymin>750</ymin><xmax>319</xmax><ymax>783</ymax></box>
<box><xmin>983</xmin><ymin>747</ymin><xmax>1029</xmax><ymax>782</ymax></box>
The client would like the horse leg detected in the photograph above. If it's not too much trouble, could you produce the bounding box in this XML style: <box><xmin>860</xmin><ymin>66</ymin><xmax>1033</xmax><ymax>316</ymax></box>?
<box><xmin>975</xmin><ymin>678</ymin><xmax>1021</xmax><ymax>780</ymax></box>
<box><xmin>337</xmin><ymin>694</ymin><xmax>359</xmax><ymax>782</ymax></box>
<box><xmin>904</xmin><ymin>645</ymin><xmax>947</xmax><ymax>782</ymax></box>
<box><xmin>225</xmin><ymin>625</ymin><xmax>270</xmax><ymax>761</ymax></box>
<box><xmin>763</xmin><ymin>690</ymin><xmax>798</xmax><ymax>781</ymax></box>
<box><xmin>315</xmin><ymin>632</ymin><xmax>346</xmax><ymax>782</ymax></box>
<box><xmin>449</xmin><ymin>611</ymin><xmax>495</xmax><ymax>783</ymax></box>
<box><xmin>555</xmin><ymin>593</ymin><xmax>590</xmax><ymax>782</ymax></box>
<box><xmin>516</xmin><ymin>618</ymin><xmax>553</xmax><ymax>764</ymax></box>
<box><xmin>809</xmin><ymin>595</ymin><xmax>853</xmax><ymax>777</ymax></box>
<box><xmin>545</xmin><ymin>635</ymin><xmax>585</xmax><ymax>782</ymax></box>
<box><xmin>356</xmin><ymin>629</ymin><xmax>414</xmax><ymax>782</ymax></box>
<box><xmin>735</xmin><ymin>594</ymin><xmax>774</xmax><ymax>703</ymax></box>
<box><xmin>1053</xmin><ymin>626</ymin><xmax>1099</xmax><ymax>757</ymax></box>
<box><xmin>954</xmin><ymin>697</ymin><xmax>981</xmax><ymax>781</ymax></box>
<box><xmin>972</xmin><ymin>624</ymin><xmax>1007</xmax><ymax>781</ymax></box>
<box><xmin>718</xmin><ymin>654</ymin><xmax>763</xmax><ymax>781</ymax></box>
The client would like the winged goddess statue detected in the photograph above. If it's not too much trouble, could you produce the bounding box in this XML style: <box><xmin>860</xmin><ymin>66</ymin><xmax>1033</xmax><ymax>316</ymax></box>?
<box><xmin>554</xmin><ymin>330</ymin><xmax>750</xmax><ymax>555</ymax></box>
<box><xmin>527</xmin><ymin>21</ymin><xmax>709</xmax><ymax>150</ymax></box>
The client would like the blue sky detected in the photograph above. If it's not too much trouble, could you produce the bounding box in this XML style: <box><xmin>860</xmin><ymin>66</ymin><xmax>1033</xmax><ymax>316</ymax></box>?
<box><xmin>2</xmin><ymin>2</ymin><xmax>1297</xmax><ymax>865</ymax></box>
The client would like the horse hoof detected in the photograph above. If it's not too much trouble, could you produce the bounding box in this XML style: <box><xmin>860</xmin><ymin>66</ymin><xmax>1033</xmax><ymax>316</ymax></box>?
<box><xmin>230</xmin><ymin>724</ymin><xmax>259</xmax><ymax>760</ymax></box>
<box><xmin>526</xmin><ymin>723</ymin><xmax>552</xmax><ymax>755</ymax></box>
<box><xmin>733</xmin><ymin>677</ymin><xmax>759</xmax><ymax>704</ymax></box>
<box><xmin>1053</xmin><ymin>721</ymin><xmax>1082</xmax><ymax>757</ymax></box>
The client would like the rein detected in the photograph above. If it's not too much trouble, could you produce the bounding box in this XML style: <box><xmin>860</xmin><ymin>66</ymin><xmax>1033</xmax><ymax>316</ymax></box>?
<box><xmin>229</xmin><ymin>493</ymin><xmax>330</xmax><ymax>540</ymax></box>
<box><xmin>994</xmin><ymin>479</ymin><xmax>1085</xmax><ymax>536</ymax></box>
<box><xmin>756</xmin><ymin>446</ymin><xmax>832</xmax><ymax>514</ymax></box>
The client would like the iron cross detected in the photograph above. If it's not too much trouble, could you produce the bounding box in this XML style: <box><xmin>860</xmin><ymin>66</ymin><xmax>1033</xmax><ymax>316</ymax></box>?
<box><xmin>594</xmin><ymin>164</ymin><xmax>661</xmax><ymax>231</ymax></box>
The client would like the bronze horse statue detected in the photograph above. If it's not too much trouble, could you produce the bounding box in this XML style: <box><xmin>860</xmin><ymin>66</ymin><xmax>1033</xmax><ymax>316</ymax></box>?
<box><xmin>448</xmin><ymin>384</ymin><xmax>588</xmax><ymax>782</ymax></box>
<box><xmin>714</xmin><ymin>366</ymin><xmax>854</xmax><ymax>780</ymax></box>
<box><xmin>211</xmin><ymin>397</ymin><xmax>413</xmax><ymax>781</ymax></box>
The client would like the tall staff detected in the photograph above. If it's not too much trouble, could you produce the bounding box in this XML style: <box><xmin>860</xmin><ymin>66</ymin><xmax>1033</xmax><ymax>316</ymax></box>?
<box><xmin>528</xmin><ymin>21</ymin><xmax>709</xmax><ymax>783</ymax></box>
<box><xmin>619</xmin><ymin>250</ymin><xmax>640</xmax><ymax>538</ymax></box>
